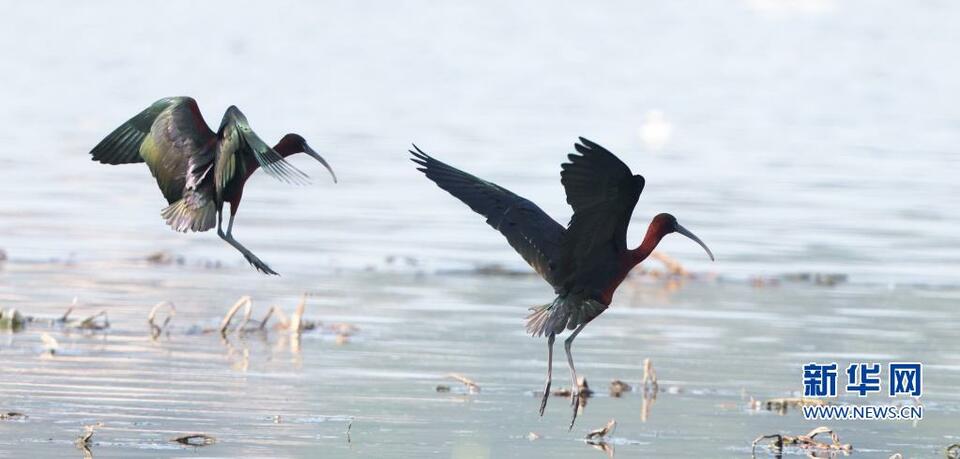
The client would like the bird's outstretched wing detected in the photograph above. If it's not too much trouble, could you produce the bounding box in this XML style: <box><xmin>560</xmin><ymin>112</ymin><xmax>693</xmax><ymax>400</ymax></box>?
<box><xmin>558</xmin><ymin>137</ymin><xmax>644</xmax><ymax>281</ymax></box>
<box><xmin>90</xmin><ymin>97</ymin><xmax>184</xmax><ymax>165</ymax></box>
<box><xmin>411</xmin><ymin>146</ymin><xmax>565</xmax><ymax>287</ymax></box>
<box><xmin>215</xmin><ymin>106</ymin><xmax>310</xmax><ymax>194</ymax></box>
<box><xmin>92</xmin><ymin>97</ymin><xmax>217</xmax><ymax>206</ymax></box>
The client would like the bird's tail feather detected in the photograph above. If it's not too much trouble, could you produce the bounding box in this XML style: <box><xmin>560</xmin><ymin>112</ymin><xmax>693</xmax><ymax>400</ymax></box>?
<box><xmin>525</xmin><ymin>297</ymin><xmax>608</xmax><ymax>337</ymax></box>
<box><xmin>161</xmin><ymin>192</ymin><xmax>216</xmax><ymax>233</ymax></box>
<box><xmin>526</xmin><ymin>298</ymin><xmax>567</xmax><ymax>337</ymax></box>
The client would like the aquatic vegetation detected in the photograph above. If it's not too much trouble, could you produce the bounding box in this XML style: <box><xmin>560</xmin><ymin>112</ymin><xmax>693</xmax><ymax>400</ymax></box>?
<box><xmin>75</xmin><ymin>422</ymin><xmax>102</xmax><ymax>458</ymax></box>
<box><xmin>171</xmin><ymin>433</ymin><xmax>217</xmax><ymax>447</ymax></box>
<box><xmin>608</xmin><ymin>379</ymin><xmax>631</xmax><ymax>397</ymax></box>
<box><xmin>445</xmin><ymin>373</ymin><xmax>481</xmax><ymax>394</ymax></box>
<box><xmin>752</xmin><ymin>426</ymin><xmax>852</xmax><ymax>456</ymax></box>
<box><xmin>585</xmin><ymin>419</ymin><xmax>617</xmax><ymax>440</ymax></box>
<box><xmin>760</xmin><ymin>397</ymin><xmax>829</xmax><ymax>415</ymax></box>
<box><xmin>147</xmin><ymin>301</ymin><xmax>176</xmax><ymax>339</ymax></box>
<box><xmin>584</xmin><ymin>419</ymin><xmax>617</xmax><ymax>458</ymax></box>
<box><xmin>0</xmin><ymin>308</ymin><xmax>25</xmax><ymax>331</ymax></box>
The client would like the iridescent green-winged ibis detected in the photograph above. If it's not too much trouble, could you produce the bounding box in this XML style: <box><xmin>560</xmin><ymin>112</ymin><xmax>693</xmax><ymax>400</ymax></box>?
<box><xmin>90</xmin><ymin>97</ymin><xmax>336</xmax><ymax>275</ymax></box>
<box><xmin>411</xmin><ymin>138</ymin><xmax>714</xmax><ymax>428</ymax></box>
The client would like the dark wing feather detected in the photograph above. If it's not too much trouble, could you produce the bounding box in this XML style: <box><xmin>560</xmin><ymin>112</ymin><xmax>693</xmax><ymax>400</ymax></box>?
<box><xmin>216</xmin><ymin>106</ymin><xmax>309</xmax><ymax>195</ymax></box>
<box><xmin>559</xmin><ymin>137</ymin><xmax>644</xmax><ymax>279</ymax></box>
<box><xmin>411</xmin><ymin>146</ymin><xmax>565</xmax><ymax>287</ymax></box>
<box><xmin>90</xmin><ymin>97</ymin><xmax>185</xmax><ymax>165</ymax></box>
<box><xmin>136</xmin><ymin>97</ymin><xmax>216</xmax><ymax>204</ymax></box>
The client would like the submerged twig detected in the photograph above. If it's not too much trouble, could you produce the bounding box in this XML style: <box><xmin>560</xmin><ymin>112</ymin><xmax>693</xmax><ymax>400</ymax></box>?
<box><xmin>75</xmin><ymin>422</ymin><xmax>102</xmax><ymax>458</ymax></box>
<box><xmin>588</xmin><ymin>440</ymin><xmax>614</xmax><ymax>458</ymax></box>
<box><xmin>60</xmin><ymin>297</ymin><xmax>77</xmax><ymax>323</ymax></box>
<box><xmin>259</xmin><ymin>306</ymin><xmax>278</xmax><ymax>330</ymax></box>
<box><xmin>609</xmin><ymin>379</ymin><xmax>631</xmax><ymax>397</ymax></box>
<box><xmin>552</xmin><ymin>377</ymin><xmax>593</xmax><ymax>400</ymax></box>
<box><xmin>147</xmin><ymin>301</ymin><xmax>176</xmax><ymax>339</ymax></box>
<box><xmin>642</xmin><ymin>358</ymin><xmax>658</xmax><ymax>397</ymax></box>
<box><xmin>584</xmin><ymin>419</ymin><xmax>617</xmax><ymax>458</ymax></box>
<box><xmin>289</xmin><ymin>294</ymin><xmax>306</xmax><ymax>333</ymax></box>
<box><xmin>171</xmin><ymin>433</ymin><xmax>217</xmax><ymax>446</ymax></box>
<box><xmin>763</xmin><ymin>397</ymin><xmax>828</xmax><ymax>415</ymax></box>
<box><xmin>78</xmin><ymin>311</ymin><xmax>109</xmax><ymax>330</ymax></box>
<box><xmin>751</xmin><ymin>426</ymin><xmax>852</xmax><ymax>456</ymax></box>
<box><xmin>219</xmin><ymin>296</ymin><xmax>252</xmax><ymax>336</ymax></box>
<box><xmin>270</xmin><ymin>306</ymin><xmax>290</xmax><ymax>329</ymax></box>
<box><xmin>215</xmin><ymin>294</ymin><xmax>322</xmax><ymax>337</ymax></box>
<box><xmin>585</xmin><ymin>419</ymin><xmax>617</xmax><ymax>440</ymax></box>
<box><xmin>641</xmin><ymin>386</ymin><xmax>656</xmax><ymax>422</ymax></box>
<box><xmin>446</xmin><ymin>373</ymin><xmax>481</xmax><ymax>393</ymax></box>
<box><xmin>651</xmin><ymin>251</ymin><xmax>687</xmax><ymax>276</ymax></box>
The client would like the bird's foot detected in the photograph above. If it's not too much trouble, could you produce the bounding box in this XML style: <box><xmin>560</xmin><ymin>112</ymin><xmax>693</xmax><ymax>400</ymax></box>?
<box><xmin>538</xmin><ymin>381</ymin><xmax>551</xmax><ymax>416</ymax></box>
<box><xmin>242</xmin><ymin>252</ymin><xmax>279</xmax><ymax>275</ymax></box>
<box><xmin>568</xmin><ymin>392</ymin><xmax>580</xmax><ymax>430</ymax></box>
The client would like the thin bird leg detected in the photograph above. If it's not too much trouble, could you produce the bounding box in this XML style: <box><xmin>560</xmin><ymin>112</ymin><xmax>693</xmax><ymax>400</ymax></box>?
<box><xmin>218</xmin><ymin>205</ymin><xmax>279</xmax><ymax>275</ymax></box>
<box><xmin>565</xmin><ymin>322</ymin><xmax>587</xmax><ymax>430</ymax></box>
<box><xmin>538</xmin><ymin>333</ymin><xmax>556</xmax><ymax>416</ymax></box>
<box><xmin>216</xmin><ymin>210</ymin><xmax>225</xmax><ymax>238</ymax></box>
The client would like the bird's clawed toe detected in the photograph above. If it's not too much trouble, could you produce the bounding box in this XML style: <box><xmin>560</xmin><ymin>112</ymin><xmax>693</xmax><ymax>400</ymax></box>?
<box><xmin>256</xmin><ymin>263</ymin><xmax>279</xmax><ymax>276</ymax></box>
<box><xmin>568</xmin><ymin>393</ymin><xmax>580</xmax><ymax>430</ymax></box>
<box><xmin>243</xmin><ymin>253</ymin><xmax>279</xmax><ymax>275</ymax></box>
<box><xmin>538</xmin><ymin>383</ymin><xmax>551</xmax><ymax>417</ymax></box>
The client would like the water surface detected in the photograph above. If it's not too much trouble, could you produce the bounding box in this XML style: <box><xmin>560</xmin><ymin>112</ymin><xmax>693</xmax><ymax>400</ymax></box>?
<box><xmin>1</xmin><ymin>0</ymin><xmax>959</xmax><ymax>457</ymax></box>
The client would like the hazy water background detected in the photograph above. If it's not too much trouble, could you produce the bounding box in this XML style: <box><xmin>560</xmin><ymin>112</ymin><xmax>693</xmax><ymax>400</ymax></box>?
<box><xmin>0</xmin><ymin>0</ymin><xmax>958</xmax><ymax>457</ymax></box>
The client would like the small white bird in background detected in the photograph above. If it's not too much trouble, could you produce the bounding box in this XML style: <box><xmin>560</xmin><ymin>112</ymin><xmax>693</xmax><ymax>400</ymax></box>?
<box><xmin>639</xmin><ymin>110</ymin><xmax>673</xmax><ymax>151</ymax></box>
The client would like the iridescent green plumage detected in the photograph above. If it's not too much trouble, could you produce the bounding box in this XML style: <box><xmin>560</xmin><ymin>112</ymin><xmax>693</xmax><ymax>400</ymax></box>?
<box><xmin>90</xmin><ymin>96</ymin><xmax>337</xmax><ymax>274</ymax></box>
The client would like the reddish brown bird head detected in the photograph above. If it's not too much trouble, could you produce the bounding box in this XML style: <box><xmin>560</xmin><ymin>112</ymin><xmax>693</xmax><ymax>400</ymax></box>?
<box><xmin>273</xmin><ymin>133</ymin><xmax>338</xmax><ymax>183</ymax></box>
<box><xmin>634</xmin><ymin>213</ymin><xmax>714</xmax><ymax>264</ymax></box>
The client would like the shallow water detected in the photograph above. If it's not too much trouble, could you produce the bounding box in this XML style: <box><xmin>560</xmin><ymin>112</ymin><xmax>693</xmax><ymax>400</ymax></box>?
<box><xmin>1</xmin><ymin>0</ymin><xmax>959</xmax><ymax>458</ymax></box>
<box><xmin>2</xmin><ymin>265</ymin><xmax>959</xmax><ymax>458</ymax></box>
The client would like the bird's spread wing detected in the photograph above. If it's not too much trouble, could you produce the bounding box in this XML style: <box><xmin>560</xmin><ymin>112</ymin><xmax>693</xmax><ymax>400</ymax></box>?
<box><xmin>216</xmin><ymin>107</ymin><xmax>309</xmax><ymax>193</ymax></box>
<box><xmin>411</xmin><ymin>146</ymin><xmax>565</xmax><ymax>286</ymax></box>
<box><xmin>559</xmin><ymin>137</ymin><xmax>644</xmax><ymax>279</ymax></box>
<box><xmin>89</xmin><ymin>97</ymin><xmax>188</xmax><ymax>165</ymax></box>
<box><xmin>133</xmin><ymin>97</ymin><xmax>217</xmax><ymax>204</ymax></box>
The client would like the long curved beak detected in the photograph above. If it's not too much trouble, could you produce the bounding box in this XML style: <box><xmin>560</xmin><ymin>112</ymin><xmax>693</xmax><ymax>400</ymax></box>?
<box><xmin>675</xmin><ymin>223</ymin><xmax>715</xmax><ymax>261</ymax></box>
<box><xmin>303</xmin><ymin>143</ymin><xmax>338</xmax><ymax>183</ymax></box>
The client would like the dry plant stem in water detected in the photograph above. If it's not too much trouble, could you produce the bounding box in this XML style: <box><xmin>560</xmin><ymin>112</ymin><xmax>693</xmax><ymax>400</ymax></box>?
<box><xmin>147</xmin><ymin>301</ymin><xmax>176</xmax><ymax>338</ymax></box>
<box><xmin>642</xmin><ymin>358</ymin><xmax>658</xmax><ymax>396</ymax></box>
<box><xmin>75</xmin><ymin>422</ymin><xmax>103</xmax><ymax>458</ymax></box>
<box><xmin>763</xmin><ymin>397</ymin><xmax>828</xmax><ymax>415</ymax></box>
<box><xmin>584</xmin><ymin>419</ymin><xmax>617</xmax><ymax>459</ymax></box>
<box><xmin>446</xmin><ymin>373</ymin><xmax>480</xmax><ymax>393</ymax></box>
<box><xmin>751</xmin><ymin>426</ymin><xmax>852</xmax><ymax>456</ymax></box>
<box><xmin>609</xmin><ymin>379</ymin><xmax>631</xmax><ymax>397</ymax></box>
<box><xmin>171</xmin><ymin>433</ymin><xmax>217</xmax><ymax>446</ymax></box>
<box><xmin>219</xmin><ymin>296</ymin><xmax>252</xmax><ymax>336</ymax></box>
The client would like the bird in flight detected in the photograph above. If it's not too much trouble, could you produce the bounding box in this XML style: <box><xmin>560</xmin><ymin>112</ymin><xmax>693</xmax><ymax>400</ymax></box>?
<box><xmin>412</xmin><ymin>138</ymin><xmax>714</xmax><ymax>428</ymax></box>
<box><xmin>90</xmin><ymin>97</ymin><xmax>336</xmax><ymax>274</ymax></box>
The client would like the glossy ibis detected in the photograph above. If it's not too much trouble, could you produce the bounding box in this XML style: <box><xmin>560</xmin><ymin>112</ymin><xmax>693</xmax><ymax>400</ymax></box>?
<box><xmin>411</xmin><ymin>138</ymin><xmax>714</xmax><ymax>428</ymax></box>
<box><xmin>90</xmin><ymin>97</ymin><xmax>336</xmax><ymax>274</ymax></box>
